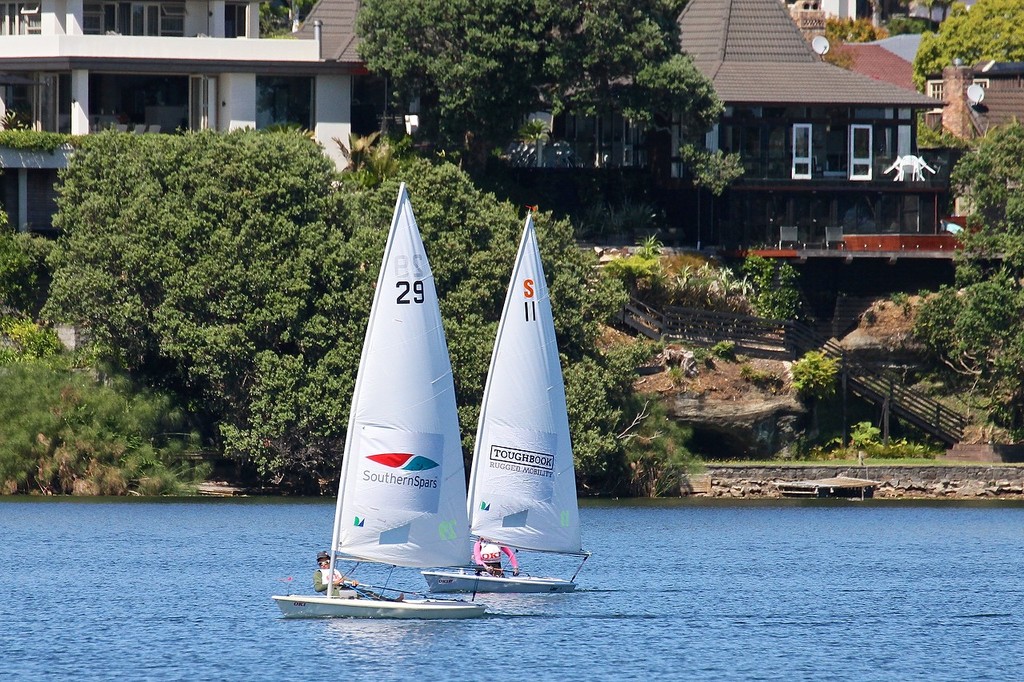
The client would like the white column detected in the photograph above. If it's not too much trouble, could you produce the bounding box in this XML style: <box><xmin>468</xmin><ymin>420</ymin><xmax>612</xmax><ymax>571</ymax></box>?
<box><xmin>206</xmin><ymin>76</ymin><xmax>218</xmax><ymax>130</ymax></box>
<box><xmin>219</xmin><ymin>72</ymin><xmax>255</xmax><ymax>131</ymax></box>
<box><xmin>70</xmin><ymin>69</ymin><xmax>89</xmax><ymax>135</ymax></box>
<box><xmin>209</xmin><ymin>0</ymin><xmax>225</xmax><ymax>37</ymax></box>
<box><xmin>247</xmin><ymin>1</ymin><xmax>259</xmax><ymax>38</ymax></box>
<box><xmin>65</xmin><ymin>0</ymin><xmax>84</xmax><ymax>35</ymax></box>
<box><xmin>314</xmin><ymin>74</ymin><xmax>351</xmax><ymax>170</ymax></box>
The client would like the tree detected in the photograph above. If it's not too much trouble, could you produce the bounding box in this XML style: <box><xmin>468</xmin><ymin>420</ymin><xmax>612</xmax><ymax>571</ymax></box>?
<box><xmin>913</xmin><ymin>0</ymin><xmax>1024</xmax><ymax>89</ymax></box>
<box><xmin>46</xmin><ymin>132</ymin><xmax>637</xmax><ymax>490</ymax></box>
<box><xmin>0</xmin><ymin>222</ymin><xmax>53</xmax><ymax>317</ymax></box>
<box><xmin>914</xmin><ymin>123</ymin><xmax>1024</xmax><ymax>433</ymax></box>
<box><xmin>356</xmin><ymin>0</ymin><xmax>721</xmax><ymax>165</ymax></box>
<box><xmin>45</xmin><ymin>129</ymin><xmax>352</xmax><ymax>486</ymax></box>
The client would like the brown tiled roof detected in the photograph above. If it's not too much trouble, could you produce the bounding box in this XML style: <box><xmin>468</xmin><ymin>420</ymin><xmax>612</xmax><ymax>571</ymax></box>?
<box><xmin>834</xmin><ymin>43</ymin><xmax>916</xmax><ymax>91</ymax></box>
<box><xmin>294</xmin><ymin>0</ymin><xmax>363</xmax><ymax>64</ymax></box>
<box><xmin>972</xmin><ymin>89</ymin><xmax>1024</xmax><ymax>131</ymax></box>
<box><xmin>678</xmin><ymin>0</ymin><xmax>936</xmax><ymax>107</ymax></box>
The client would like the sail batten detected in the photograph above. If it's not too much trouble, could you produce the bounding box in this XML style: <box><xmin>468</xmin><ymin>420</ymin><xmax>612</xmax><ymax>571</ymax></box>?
<box><xmin>467</xmin><ymin>215</ymin><xmax>583</xmax><ymax>556</ymax></box>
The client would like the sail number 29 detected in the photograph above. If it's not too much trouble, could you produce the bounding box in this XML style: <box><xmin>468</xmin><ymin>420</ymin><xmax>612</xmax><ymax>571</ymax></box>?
<box><xmin>395</xmin><ymin>254</ymin><xmax>426</xmax><ymax>304</ymax></box>
<box><xmin>396</xmin><ymin>280</ymin><xmax>424</xmax><ymax>304</ymax></box>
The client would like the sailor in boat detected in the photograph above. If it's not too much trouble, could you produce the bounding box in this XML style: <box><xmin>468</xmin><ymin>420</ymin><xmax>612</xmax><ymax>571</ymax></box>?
<box><xmin>473</xmin><ymin>538</ymin><xmax>520</xmax><ymax>577</ymax></box>
<box><xmin>314</xmin><ymin>551</ymin><xmax>359</xmax><ymax>596</ymax></box>
<box><xmin>313</xmin><ymin>551</ymin><xmax>404</xmax><ymax>602</ymax></box>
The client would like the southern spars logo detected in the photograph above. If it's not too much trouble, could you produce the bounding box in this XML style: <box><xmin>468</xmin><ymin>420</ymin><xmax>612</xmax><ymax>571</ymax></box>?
<box><xmin>368</xmin><ymin>453</ymin><xmax>439</xmax><ymax>471</ymax></box>
<box><xmin>488</xmin><ymin>445</ymin><xmax>554</xmax><ymax>478</ymax></box>
<box><xmin>363</xmin><ymin>452</ymin><xmax>440</xmax><ymax>489</ymax></box>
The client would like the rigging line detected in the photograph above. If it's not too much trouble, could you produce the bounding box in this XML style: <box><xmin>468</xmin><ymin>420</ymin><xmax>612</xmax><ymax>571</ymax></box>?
<box><xmin>569</xmin><ymin>553</ymin><xmax>591</xmax><ymax>583</ymax></box>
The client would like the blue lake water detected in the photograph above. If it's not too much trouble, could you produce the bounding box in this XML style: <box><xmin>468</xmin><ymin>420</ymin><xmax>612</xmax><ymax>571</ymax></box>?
<box><xmin>3</xmin><ymin>498</ymin><xmax>1024</xmax><ymax>681</ymax></box>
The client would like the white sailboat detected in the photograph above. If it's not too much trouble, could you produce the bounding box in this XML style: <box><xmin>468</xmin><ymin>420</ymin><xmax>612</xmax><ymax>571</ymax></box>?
<box><xmin>273</xmin><ymin>184</ymin><xmax>485</xmax><ymax>619</ymax></box>
<box><xmin>422</xmin><ymin>214</ymin><xmax>589</xmax><ymax>594</ymax></box>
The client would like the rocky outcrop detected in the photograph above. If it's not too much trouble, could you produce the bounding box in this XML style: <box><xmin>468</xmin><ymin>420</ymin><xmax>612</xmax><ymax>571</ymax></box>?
<box><xmin>665</xmin><ymin>395</ymin><xmax>805</xmax><ymax>459</ymax></box>
<box><xmin>685</xmin><ymin>465</ymin><xmax>1024</xmax><ymax>499</ymax></box>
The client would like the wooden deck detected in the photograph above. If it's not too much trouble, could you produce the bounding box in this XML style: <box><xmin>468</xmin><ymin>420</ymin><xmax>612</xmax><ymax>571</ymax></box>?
<box><xmin>776</xmin><ymin>476</ymin><xmax>879</xmax><ymax>499</ymax></box>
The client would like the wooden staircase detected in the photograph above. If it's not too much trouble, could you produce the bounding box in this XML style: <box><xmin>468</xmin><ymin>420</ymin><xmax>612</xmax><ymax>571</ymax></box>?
<box><xmin>618</xmin><ymin>299</ymin><xmax>967</xmax><ymax>445</ymax></box>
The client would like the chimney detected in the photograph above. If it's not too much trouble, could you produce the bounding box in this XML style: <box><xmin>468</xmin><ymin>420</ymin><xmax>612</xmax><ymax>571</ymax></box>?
<box><xmin>942</xmin><ymin>61</ymin><xmax>974</xmax><ymax>139</ymax></box>
<box><xmin>314</xmin><ymin>20</ymin><xmax>323</xmax><ymax>60</ymax></box>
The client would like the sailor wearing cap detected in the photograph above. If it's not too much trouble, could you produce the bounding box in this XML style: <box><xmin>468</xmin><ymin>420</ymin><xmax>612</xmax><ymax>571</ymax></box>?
<box><xmin>313</xmin><ymin>551</ymin><xmax>358</xmax><ymax>595</ymax></box>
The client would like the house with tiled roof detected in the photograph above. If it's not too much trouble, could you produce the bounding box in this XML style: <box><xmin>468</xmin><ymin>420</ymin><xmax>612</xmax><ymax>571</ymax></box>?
<box><xmin>0</xmin><ymin>0</ymin><xmax>374</xmax><ymax>231</ymax></box>
<box><xmin>675</xmin><ymin>0</ymin><xmax>955</xmax><ymax>267</ymax></box>
<box><xmin>935</xmin><ymin>61</ymin><xmax>1024</xmax><ymax>139</ymax></box>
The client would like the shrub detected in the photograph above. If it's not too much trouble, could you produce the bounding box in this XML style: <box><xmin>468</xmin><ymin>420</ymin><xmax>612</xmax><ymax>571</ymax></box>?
<box><xmin>791</xmin><ymin>351</ymin><xmax>838</xmax><ymax>400</ymax></box>
<box><xmin>710</xmin><ymin>340</ymin><xmax>736</xmax><ymax>361</ymax></box>
<box><xmin>742</xmin><ymin>255</ymin><xmax>799</xmax><ymax>319</ymax></box>
<box><xmin>622</xmin><ymin>400</ymin><xmax>699</xmax><ymax>497</ymax></box>
<box><xmin>0</xmin><ymin>362</ymin><xmax>207</xmax><ymax>495</ymax></box>
<box><xmin>739</xmin><ymin>363</ymin><xmax>783</xmax><ymax>392</ymax></box>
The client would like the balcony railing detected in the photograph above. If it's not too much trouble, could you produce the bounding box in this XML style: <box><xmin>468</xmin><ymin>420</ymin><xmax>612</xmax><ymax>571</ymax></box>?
<box><xmin>731</xmin><ymin>150</ymin><xmax>955</xmax><ymax>187</ymax></box>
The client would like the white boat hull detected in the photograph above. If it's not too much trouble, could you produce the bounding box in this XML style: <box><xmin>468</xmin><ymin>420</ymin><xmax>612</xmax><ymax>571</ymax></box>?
<box><xmin>422</xmin><ymin>569</ymin><xmax>576</xmax><ymax>594</ymax></box>
<box><xmin>271</xmin><ymin>594</ymin><xmax>486</xmax><ymax>619</ymax></box>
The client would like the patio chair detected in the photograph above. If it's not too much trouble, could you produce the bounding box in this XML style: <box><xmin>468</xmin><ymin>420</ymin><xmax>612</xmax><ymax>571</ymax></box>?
<box><xmin>778</xmin><ymin>225</ymin><xmax>799</xmax><ymax>248</ymax></box>
<box><xmin>825</xmin><ymin>226</ymin><xmax>844</xmax><ymax>249</ymax></box>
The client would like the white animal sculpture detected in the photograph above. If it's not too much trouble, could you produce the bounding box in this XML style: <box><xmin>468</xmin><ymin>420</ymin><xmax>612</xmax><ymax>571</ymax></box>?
<box><xmin>883</xmin><ymin>155</ymin><xmax>937</xmax><ymax>182</ymax></box>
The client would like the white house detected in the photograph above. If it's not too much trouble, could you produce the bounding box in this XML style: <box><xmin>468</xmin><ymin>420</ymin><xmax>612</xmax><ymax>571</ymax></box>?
<box><xmin>0</xmin><ymin>0</ymin><xmax>371</xmax><ymax>230</ymax></box>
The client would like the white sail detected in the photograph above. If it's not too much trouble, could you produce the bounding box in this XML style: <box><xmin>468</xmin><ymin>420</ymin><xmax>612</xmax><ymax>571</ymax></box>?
<box><xmin>331</xmin><ymin>183</ymin><xmax>470</xmax><ymax>568</ymax></box>
<box><xmin>467</xmin><ymin>214</ymin><xmax>582</xmax><ymax>554</ymax></box>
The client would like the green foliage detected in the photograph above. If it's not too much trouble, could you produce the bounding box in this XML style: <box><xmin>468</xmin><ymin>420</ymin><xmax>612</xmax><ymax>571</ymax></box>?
<box><xmin>825</xmin><ymin>17</ymin><xmax>888</xmax><ymax>43</ymax></box>
<box><xmin>678</xmin><ymin>145</ymin><xmax>745</xmax><ymax>195</ymax></box>
<box><xmin>0</xmin><ymin>229</ymin><xmax>54</xmax><ymax>315</ymax></box>
<box><xmin>739</xmin><ymin>363</ymin><xmax>783</xmax><ymax>392</ymax></box>
<box><xmin>885</xmin><ymin>16</ymin><xmax>933</xmax><ymax>35</ymax></box>
<box><xmin>819</xmin><ymin>421</ymin><xmax>942</xmax><ymax>460</ymax></box>
<box><xmin>48</xmin><ymin>134</ymin><xmax>635</xmax><ymax>487</ymax></box>
<box><xmin>581</xmin><ymin>199</ymin><xmax>664</xmax><ymax>239</ymax></box>
<box><xmin>622</xmin><ymin>399</ymin><xmax>698</xmax><ymax>497</ymax></box>
<box><xmin>742</xmin><ymin>255</ymin><xmax>800</xmax><ymax>320</ymax></box>
<box><xmin>601</xmin><ymin>250</ymin><xmax>664</xmax><ymax>300</ymax></box>
<box><xmin>951</xmin><ymin>123</ymin><xmax>1024</xmax><ymax>268</ymax></box>
<box><xmin>0</xmin><ymin>129</ymin><xmax>76</xmax><ymax>152</ymax></box>
<box><xmin>0</xmin><ymin>316</ymin><xmax>60</xmax><ymax>362</ymax></box>
<box><xmin>355</xmin><ymin>0</ymin><xmax>720</xmax><ymax>162</ymax></box>
<box><xmin>913</xmin><ymin>0</ymin><xmax>1024</xmax><ymax>89</ymax></box>
<box><xmin>912</xmin><ymin>123</ymin><xmax>1024</xmax><ymax>432</ymax></box>
<box><xmin>849</xmin><ymin>421</ymin><xmax>882</xmax><ymax>449</ymax></box>
<box><xmin>335</xmin><ymin>132</ymin><xmax>403</xmax><ymax>187</ymax></box>
<box><xmin>517</xmin><ymin>119</ymin><xmax>550</xmax><ymax>145</ymax></box>
<box><xmin>0</xmin><ymin>362</ymin><xmax>206</xmax><ymax>495</ymax></box>
<box><xmin>710</xmin><ymin>340</ymin><xmax>736</xmax><ymax>361</ymax></box>
<box><xmin>791</xmin><ymin>351</ymin><xmax>838</xmax><ymax>401</ymax></box>
<box><xmin>45</xmin><ymin>129</ymin><xmax>346</xmax><ymax>485</ymax></box>
<box><xmin>259</xmin><ymin>0</ymin><xmax>317</xmax><ymax>36</ymax></box>
<box><xmin>668</xmin><ymin>261</ymin><xmax>754</xmax><ymax>313</ymax></box>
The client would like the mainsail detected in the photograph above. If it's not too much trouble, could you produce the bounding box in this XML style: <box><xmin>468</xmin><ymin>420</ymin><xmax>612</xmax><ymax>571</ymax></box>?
<box><xmin>330</xmin><ymin>183</ymin><xmax>470</xmax><ymax>568</ymax></box>
<box><xmin>466</xmin><ymin>214</ymin><xmax>582</xmax><ymax>554</ymax></box>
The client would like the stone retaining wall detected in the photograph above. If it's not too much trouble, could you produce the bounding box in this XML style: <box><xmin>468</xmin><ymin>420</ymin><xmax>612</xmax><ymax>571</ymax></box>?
<box><xmin>686</xmin><ymin>465</ymin><xmax>1024</xmax><ymax>499</ymax></box>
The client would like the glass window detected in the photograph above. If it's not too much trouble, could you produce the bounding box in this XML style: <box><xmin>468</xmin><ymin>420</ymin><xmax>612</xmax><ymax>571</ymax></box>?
<box><xmin>256</xmin><ymin>76</ymin><xmax>313</xmax><ymax>129</ymax></box>
<box><xmin>791</xmin><ymin>124</ymin><xmax>812</xmax><ymax>179</ymax></box>
<box><xmin>849</xmin><ymin>125</ymin><xmax>872</xmax><ymax>180</ymax></box>
<box><xmin>225</xmin><ymin>3</ymin><xmax>247</xmax><ymax>38</ymax></box>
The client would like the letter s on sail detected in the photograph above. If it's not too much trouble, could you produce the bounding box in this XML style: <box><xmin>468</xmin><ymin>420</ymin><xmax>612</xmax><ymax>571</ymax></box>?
<box><xmin>523</xmin><ymin>279</ymin><xmax>534</xmax><ymax>299</ymax></box>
